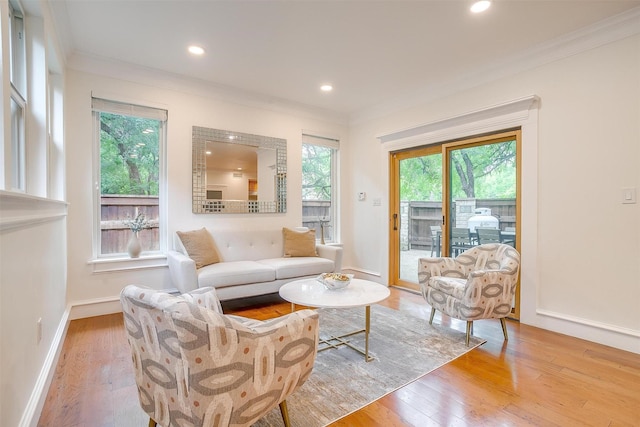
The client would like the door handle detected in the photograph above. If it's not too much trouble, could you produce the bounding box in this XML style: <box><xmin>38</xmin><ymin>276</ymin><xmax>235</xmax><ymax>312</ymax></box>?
<box><xmin>393</xmin><ymin>213</ymin><xmax>398</xmax><ymax>231</ymax></box>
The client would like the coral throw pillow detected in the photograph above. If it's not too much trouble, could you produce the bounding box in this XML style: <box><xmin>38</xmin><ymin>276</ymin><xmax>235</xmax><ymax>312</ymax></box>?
<box><xmin>176</xmin><ymin>228</ymin><xmax>219</xmax><ymax>269</ymax></box>
<box><xmin>283</xmin><ymin>227</ymin><xmax>318</xmax><ymax>257</ymax></box>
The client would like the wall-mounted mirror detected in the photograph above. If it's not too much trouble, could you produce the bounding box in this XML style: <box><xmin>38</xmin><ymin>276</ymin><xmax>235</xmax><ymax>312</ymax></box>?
<box><xmin>192</xmin><ymin>126</ymin><xmax>287</xmax><ymax>213</ymax></box>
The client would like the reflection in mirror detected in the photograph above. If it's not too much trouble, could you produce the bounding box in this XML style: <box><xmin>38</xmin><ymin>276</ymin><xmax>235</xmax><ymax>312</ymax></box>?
<box><xmin>192</xmin><ymin>126</ymin><xmax>287</xmax><ymax>213</ymax></box>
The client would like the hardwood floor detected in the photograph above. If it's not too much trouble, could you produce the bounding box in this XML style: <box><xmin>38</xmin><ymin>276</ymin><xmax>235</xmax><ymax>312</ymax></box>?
<box><xmin>38</xmin><ymin>287</ymin><xmax>640</xmax><ymax>427</ymax></box>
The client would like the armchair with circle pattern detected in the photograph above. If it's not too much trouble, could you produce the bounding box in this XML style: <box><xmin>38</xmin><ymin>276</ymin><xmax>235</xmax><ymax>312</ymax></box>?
<box><xmin>418</xmin><ymin>243</ymin><xmax>521</xmax><ymax>346</ymax></box>
<box><xmin>120</xmin><ymin>284</ymin><xmax>319</xmax><ymax>427</ymax></box>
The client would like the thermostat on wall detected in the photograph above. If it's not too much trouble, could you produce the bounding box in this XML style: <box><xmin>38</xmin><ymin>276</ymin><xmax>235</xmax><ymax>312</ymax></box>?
<box><xmin>358</xmin><ymin>192</ymin><xmax>366</xmax><ymax>201</ymax></box>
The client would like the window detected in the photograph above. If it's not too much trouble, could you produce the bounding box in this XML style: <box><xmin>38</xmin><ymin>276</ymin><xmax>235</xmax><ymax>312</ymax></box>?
<box><xmin>92</xmin><ymin>98</ymin><xmax>167</xmax><ymax>258</ymax></box>
<box><xmin>301</xmin><ymin>133</ymin><xmax>339</xmax><ymax>244</ymax></box>
<box><xmin>9</xmin><ymin>0</ymin><xmax>25</xmax><ymax>93</ymax></box>
<box><xmin>9</xmin><ymin>0</ymin><xmax>26</xmax><ymax>191</ymax></box>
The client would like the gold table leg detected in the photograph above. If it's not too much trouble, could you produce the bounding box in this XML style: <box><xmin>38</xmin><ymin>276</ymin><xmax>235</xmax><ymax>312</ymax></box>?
<box><xmin>365</xmin><ymin>305</ymin><xmax>371</xmax><ymax>362</ymax></box>
<box><xmin>317</xmin><ymin>305</ymin><xmax>374</xmax><ymax>362</ymax></box>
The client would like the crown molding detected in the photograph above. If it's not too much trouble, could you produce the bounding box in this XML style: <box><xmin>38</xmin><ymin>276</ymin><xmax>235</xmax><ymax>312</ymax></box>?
<box><xmin>68</xmin><ymin>54</ymin><xmax>349</xmax><ymax>126</ymax></box>
<box><xmin>351</xmin><ymin>6</ymin><xmax>640</xmax><ymax>125</ymax></box>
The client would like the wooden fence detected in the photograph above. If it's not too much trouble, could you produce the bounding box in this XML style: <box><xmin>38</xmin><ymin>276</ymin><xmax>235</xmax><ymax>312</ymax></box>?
<box><xmin>101</xmin><ymin>195</ymin><xmax>159</xmax><ymax>254</ymax></box>
<box><xmin>302</xmin><ymin>200</ymin><xmax>332</xmax><ymax>242</ymax></box>
<box><xmin>100</xmin><ymin>196</ymin><xmax>512</xmax><ymax>253</ymax></box>
<box><xmin>407</xmin><ymin>198</ymin><xmax>516</xmax><ymax>250</ymax></box>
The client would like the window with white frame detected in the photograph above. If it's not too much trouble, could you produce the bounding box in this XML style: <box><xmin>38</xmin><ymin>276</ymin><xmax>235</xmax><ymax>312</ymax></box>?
<box><xmin>9</xmin><ymin>0</ymin><xmax>26</xmax><ymax>191</ymax></box>
<box><xmin>92</xmin><ymin>98</ymin><xmax>167</xmax><ymax>257</ymax></box>
<box><xmin>301</xmin><ymin>133</ymin><xmax>339</xmax><ymax>244</ymax></box>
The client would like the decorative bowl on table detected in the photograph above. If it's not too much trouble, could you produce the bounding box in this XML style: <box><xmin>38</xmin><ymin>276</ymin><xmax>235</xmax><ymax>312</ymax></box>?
<box><xmin>317</xmin><ymin>273</ymin><xmax>353</xmax><ymax>290</ymax></box>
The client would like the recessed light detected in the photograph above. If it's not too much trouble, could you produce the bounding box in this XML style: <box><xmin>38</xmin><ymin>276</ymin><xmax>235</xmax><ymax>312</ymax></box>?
<box><xmin>205</xmin><ymin>151</ymin><xmax>212</xmax><ymax>155</ymax></box>
<box><xmin>188</xmin><ymin>45</ymin><xmax>205</xmax><ymax>55</ymax></box>
<box><xmin>470</xmin><ymin>1</ymin><xmax>491</xmax><ymax>13</ymax></box>
<box><xmin>320</xmin><ymin>84</ymin><xmax>333</xmax><ymax>92</ymax></box>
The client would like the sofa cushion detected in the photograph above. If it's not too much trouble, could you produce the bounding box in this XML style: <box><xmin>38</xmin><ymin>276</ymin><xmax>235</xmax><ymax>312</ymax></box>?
<box><xmin>258</xmin><ymin>257</ymin><xmax>334</xmax><ymax>280</ymax></box>
<box><xmin>197</xmin><ymin>261</ymin><xmax>276</xmax><ymax>288</ymax></box>
<box><xmin>283</xmin><ymin>227</ymin><xmax>318</xmax><ymax>257</ymax></box>
<box><xmin>176</xmin><ymin>228</ymin><xmax>219</xmax><ymax>269</ymax></box>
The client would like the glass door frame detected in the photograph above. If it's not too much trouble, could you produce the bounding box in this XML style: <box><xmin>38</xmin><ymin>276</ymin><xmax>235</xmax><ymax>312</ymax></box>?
<box><xmin>442</xmin><ymin>130</ymin><xmax>521</xmax><ymax>318</ymax></box>
<box><xmin>389</xmin><ymin>145</ymin><xmax>442</xmax><ymax>291</ymax></box>
<box><xmin>389</xmin><ymin>129</ymin><xmax>522</xmax><ymax>319</ymax></box>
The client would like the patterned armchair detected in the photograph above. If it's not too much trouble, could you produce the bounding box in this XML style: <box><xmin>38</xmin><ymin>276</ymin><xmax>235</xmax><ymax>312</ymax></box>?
<box><xmin>418</xmin><ymin>243</ymin><xmax>521</xmax><ymax>346</ymax></box>
<box><xmin>120</xmin><ymin>285</ymin><xmax>319</xmax><ymax>427</ymax></box>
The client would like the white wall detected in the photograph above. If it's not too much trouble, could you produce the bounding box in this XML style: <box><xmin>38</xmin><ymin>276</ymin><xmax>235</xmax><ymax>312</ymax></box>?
<box><xmin>0</xmin><ymin>195</ymin><xmax>68</xmax><ymax>427</ymax></box>
<box><xmin>1</xmin><ymin>3</ymin><xmax>68</xmax><ymax>426</ymax></box>
<box><xmin>344</xmin><ymin>34</ymin><xmax>640</xmax><ymax>353</ymax></box>
<box><xmin>64</xmin><ymin>65</ymin><xmax>348</xmax><ymax>309</ymax></box>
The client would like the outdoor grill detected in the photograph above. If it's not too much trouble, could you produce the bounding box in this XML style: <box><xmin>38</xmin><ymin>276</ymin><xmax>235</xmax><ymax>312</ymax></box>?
<box><xmin>467</xmin><ymin>208</ymin><xmax>499</xmax><ymax>232</ymax></box>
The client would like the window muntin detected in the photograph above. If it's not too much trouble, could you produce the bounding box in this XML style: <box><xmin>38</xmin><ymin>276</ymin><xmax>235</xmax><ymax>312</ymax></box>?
<box><xmin>10</xmin><ymin>91</ymin><xmax>26</xmax><ymax>190</ymax></box>
<box><xmin>8</xmin><ymin>0</ymin><xmax>26</xmax><ymax>191</ymax></box>
<box><xmin>302</xmin><ymin>135</ymin><xmax>339</xmax><ymax>244</ymax></box>
<box><xmin>92</xmin><ymin>98</ymin><xmax>167</xmax><ymax>258</ymax></box>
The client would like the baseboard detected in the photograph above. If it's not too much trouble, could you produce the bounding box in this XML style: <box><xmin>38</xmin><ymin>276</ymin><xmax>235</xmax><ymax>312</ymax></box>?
<box><xmin>69</xmin><ymin>287</ymin><xmax>180</xmax><ymax>320</ymax></box>
<box><xmin>535</xmin><ymin>309</ymin><xmax>640</xmax><ymax>354</ymax></box>
<box><xmin>69</xmin><ymin>296</ymin><xmax>123</xmax><ymax>320</ymax></box>
<box><xmin>19</xmin><ymin>307</ymin><xmax>71</xmax><ymax>427</ymax></box>
<box><xmin>342</xmin><ymin>266</ymin><xmax>381</xmax><ymax>278</ymax></box>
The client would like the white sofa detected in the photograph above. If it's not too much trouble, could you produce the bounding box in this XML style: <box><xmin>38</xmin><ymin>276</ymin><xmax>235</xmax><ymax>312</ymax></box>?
<box><xmin>167</xmin><ymin>228</ymin><xmax>343</xmax><ymax>300</ymax></box>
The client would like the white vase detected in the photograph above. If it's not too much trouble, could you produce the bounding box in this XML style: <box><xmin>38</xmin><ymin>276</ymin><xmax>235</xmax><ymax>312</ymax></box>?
<box><xmin>127</xmin><ymin>232</ymin><xmax>142</xmax><ymax>258</ymax></box>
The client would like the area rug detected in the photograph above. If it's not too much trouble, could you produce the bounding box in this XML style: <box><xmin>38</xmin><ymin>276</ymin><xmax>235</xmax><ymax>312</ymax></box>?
<box><xmin>253</xmin><ymin>304</ymin><xmax>485</xmax><ymax>427</ymax></box>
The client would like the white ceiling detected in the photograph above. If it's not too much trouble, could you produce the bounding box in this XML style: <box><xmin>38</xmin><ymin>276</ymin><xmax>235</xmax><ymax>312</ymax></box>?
<box><xmin>47</xmin><ymin>1</ymin><xmax>640</xmax><ymax>120</ymax></box>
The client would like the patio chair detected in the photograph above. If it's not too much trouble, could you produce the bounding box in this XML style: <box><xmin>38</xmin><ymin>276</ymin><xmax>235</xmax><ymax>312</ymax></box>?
<box><xmin>476</xmin><ymin>227</ymin><xmax>501</xmax><ymax>244</ymax></box>
<box><xmin>120</xmin><ymin>285</ymin><xmax>319</xmax><ymax>427</ymax></box>
<box><xmin>430</xmin><ymin>225</ymin><xmax>442</xmax><ymax>256</ymax></box>
<box><xmin>501</xmin><ymin>227</ymin><xmax>516</xmax><ymax>246</ymax></box>
<box><xmin>450</xmin><ymin>227</ymin><xmax>473</xmax><ymax>256</ymax></box>
<box><xmin>418</xmin><ymin>243</ymin><xmax>521</xmax><ymax>346</ymax></box>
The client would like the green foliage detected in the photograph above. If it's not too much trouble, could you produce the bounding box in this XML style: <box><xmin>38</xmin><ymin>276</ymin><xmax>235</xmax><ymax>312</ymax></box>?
<box><xmin>302</xmin><ymin>144</ymin><xmax>332</xmax><ymax>200</ymax></box>
<box><xmin>100</xmin><ymin>113</ymin><xmax>160</xmax><ymax>195</ymax></box>
<box><xmin>400</xmin><ymin>154</ymin><xmax>443</xmax><ymax>201</ymax></box>
<box><xmin>400</xmin><ymin>140</ymin><xmax>516</xmax><ymax>201</ymax></box>
<box><xmin>449</xmin><ymin>141</ymin><xmax>516</xmax><ymax>199</ymax></box>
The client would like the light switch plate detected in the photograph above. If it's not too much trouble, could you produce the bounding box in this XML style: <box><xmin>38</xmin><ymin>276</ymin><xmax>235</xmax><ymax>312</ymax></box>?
<box><xmin>622</xmin><ymin>187</ymin><xmax>637</xmax><ymax>204</ymax></box>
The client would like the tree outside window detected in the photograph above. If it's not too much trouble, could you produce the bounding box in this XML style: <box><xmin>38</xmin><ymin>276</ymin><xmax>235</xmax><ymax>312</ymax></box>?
<box><xmin>93</xmin><ymin>99</ymin><xmax>166</xmax><ymax>257</ymax></box>
<box><xmin>400</xmin><ymin>140</ymin><xmax>516</xmax><ymax>201</ymax></box>
<box><xmin>302</xmin><ymin>142</ymin><xmax>337</xmax><ymax>243</ymax></box>
<box><xmin>100</xmin><ymin>113</ymin><xmax>160</xmax><ymax>197</ymax></box>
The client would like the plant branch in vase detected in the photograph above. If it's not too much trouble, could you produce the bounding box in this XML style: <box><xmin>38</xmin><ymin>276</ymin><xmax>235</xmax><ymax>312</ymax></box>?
<box><xmin>123</xmin><ymin>212</ymin><xmax>151</xmax><ymax>258</ymax></box>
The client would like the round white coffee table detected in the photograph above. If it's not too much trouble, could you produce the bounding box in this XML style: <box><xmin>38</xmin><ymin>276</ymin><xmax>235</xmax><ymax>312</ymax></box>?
<box><xmin>279</xmin><ymin>278</ymin><xmax>390</xmax><ymax>362</ymax></box>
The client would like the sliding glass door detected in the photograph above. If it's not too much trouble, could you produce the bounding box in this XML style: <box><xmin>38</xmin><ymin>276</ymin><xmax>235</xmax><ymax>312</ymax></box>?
<box><xmin>389</xmin><ymin>129</ymin><xmax>521</xmax><ymax>318</ymax></box>
<box><xmin>389</xmin><ymin>146</ymin><xmax>442</xmax><ymax>292</ymax></box>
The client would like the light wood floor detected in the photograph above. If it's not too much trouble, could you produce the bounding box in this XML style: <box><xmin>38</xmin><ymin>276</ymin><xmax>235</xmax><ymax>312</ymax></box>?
<box><xmin>38</xmin><ymin>287</ymin><xmax>640</xmax><ymax>427</ymax></box>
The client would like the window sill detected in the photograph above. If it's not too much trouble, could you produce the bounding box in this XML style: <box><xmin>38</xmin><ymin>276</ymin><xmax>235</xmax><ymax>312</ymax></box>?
<box><xmin>0</xmin><ymin>190</ymin><xmax>68</xmax><ymax>231</ymax></box>
<box><xmin>88</xmin><ymin>253</ymin><xmax>167</xmax><ymax>274</ymax></box>
<box><xmin>321</xmin><ymin>242</ymin><xmax>343</xmax><ymax>247</ymax></box>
